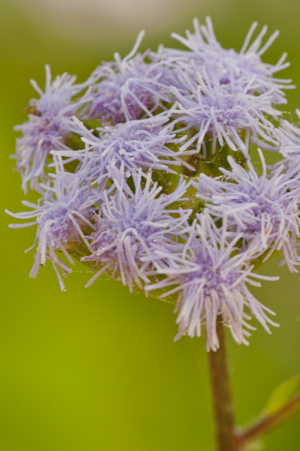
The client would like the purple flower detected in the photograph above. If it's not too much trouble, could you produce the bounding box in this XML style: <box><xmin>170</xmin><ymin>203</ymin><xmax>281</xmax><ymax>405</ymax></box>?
<box><xmin>169</xmin><ymin>64</ymin><xmax>279</xmax><ymax>156</ymax></box>
<box><xmin>6</xmin><ymin>156</ymin><xmax>105</xmax><ymax>291</ymax></box>
<box><xmin>146</xmin><ymin>212</ymin><xmax>279</xmax><ymax>351</ymax></box>
<box><xmin>159</xmin><ymin>17</ymin><xmax>292</xmax><ymax>105</ymax></box>
<box><xmin>84</xmin><ymin>32</ymin><xmax>174</xmax><ymax>124</ymax></box>
<box><xmin>9</xmin><ymin>18</ymin><xmax>300</xmax><ymax>352</ymax></box>
<box><xmin>56</xmin><ymin>115</ymin><xmax>196</xmax><ymax>176</ymax></box>
<box><xmin>82</xmin><ymin>165</ymin><xmax>191</xmax><ymax>292</ymax></box>
<box><xmin>193</xmin><ymin>149</ymin><xmax>300</xmax><ymax>271</ymax></box>
<box><xmin>14</xmin><ymin>66</ymin><xmax>90</xmax><ymax>193</ymax></box>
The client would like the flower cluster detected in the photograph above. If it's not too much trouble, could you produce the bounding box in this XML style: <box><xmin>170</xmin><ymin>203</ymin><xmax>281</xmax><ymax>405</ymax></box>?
<box><xmin>7</xmin><ymin>18</ymin><xmax>300</xmax><ymax>351</ymax></box>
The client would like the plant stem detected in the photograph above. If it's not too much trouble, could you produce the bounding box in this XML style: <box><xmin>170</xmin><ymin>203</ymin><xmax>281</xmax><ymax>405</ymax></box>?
<box><xmin>235</xmin><ymin>391</ymin><xmax>300</xmax><ymax>450</ymax></box>
<box><xmin>208</xmin><ymin>317</ymin><xmax>237</xmax><ymax>451</ymax></box>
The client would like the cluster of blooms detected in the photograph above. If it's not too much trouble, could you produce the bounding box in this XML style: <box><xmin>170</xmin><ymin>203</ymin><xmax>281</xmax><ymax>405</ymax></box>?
<box><xmin>7</xmin><ymin>18</ymin><xmax>300</xmax><ymax>351</ymax></box>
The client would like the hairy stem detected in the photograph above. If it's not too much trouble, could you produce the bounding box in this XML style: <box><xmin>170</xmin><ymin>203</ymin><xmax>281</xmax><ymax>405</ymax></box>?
<box><xmin>235</xmin><ymin>391</ymin><xmax>300</xmax><ymax>450</ymax></box>
<box><xmin>208</xmin><ymin>317</ymin><xmax>238</xmax><ymax>451</ymax></box>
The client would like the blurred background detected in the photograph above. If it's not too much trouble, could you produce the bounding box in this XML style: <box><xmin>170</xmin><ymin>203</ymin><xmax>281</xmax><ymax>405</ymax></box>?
<box><xmin>1</xmin><ymin>0</ymin><xmax>300</xmax><ymax>449</ymax></box>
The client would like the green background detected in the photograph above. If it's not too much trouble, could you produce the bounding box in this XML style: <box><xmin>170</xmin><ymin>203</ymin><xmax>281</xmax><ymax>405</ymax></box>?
<box><xmin>1</xmin><ymin>0</ymin><xmax>300</xmax><ymax>449</ymax></box>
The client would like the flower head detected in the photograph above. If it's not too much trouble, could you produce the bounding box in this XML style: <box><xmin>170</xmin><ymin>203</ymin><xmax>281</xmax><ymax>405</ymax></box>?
<box><xmin>193</xmin><ymin>149</ymin><xmax>300</xmax><ymax>271</ymax></box>
<box><xmin>58</xmin><ymin>115</ymin><xmax>196</xmax><ymax>177</ymax></box>
<box><xmin>6</xmin><ymin>156</ymin><xmax>105</xmax><ymax>291</ymax></box>
<box><xmin>84</xmin><ymin>32</ymin><xmax>173</xmax><ymax>124</ymax></box>
<box><xmin>169</xmin><ymin>64</ymin><xmax>279</xmax><ymax>156</ymax></box>
<box><xmin>8</xmin><ymin>17</ymin><xmax>300</xmax><ymax>352</ymax></box>
<box><xmin>82</xmin><ymin>165</ymin><xmax>191</xmax><ymax>292</ymax></box>
<box><xmin>159</xmin><ymin>17</ymin><xmax>292</xmax><ymax>105</ymax></box>
<box><xmin>15</xmin><ymin>66</ymin><xmax>90</xmax><ymax>192</ymax></box>
<box><xmin>146</xmin><ymin>213</ymin><xmax>279</xmax><ymax>351</ymax></box>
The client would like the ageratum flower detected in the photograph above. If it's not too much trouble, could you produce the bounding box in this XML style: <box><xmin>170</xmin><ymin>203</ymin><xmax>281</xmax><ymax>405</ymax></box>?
<box><xmin>169</xmin><ymin>64</ymin><xmax>279</xmax><ymax>156</ymax></box>
<box><xmin>15</xmin><ymin>65</ymin><xmax>91</xmax><ymax>193</ymax></box>
<box><xmin>82</xmin><ymin>164</ymin><xmax>191</xmax><ymax>292</ymax></box>
<box><xmin>146</xmin><ymin>213</ymin><xmax>279</xmax><ymax>351</ymax></box>
<box><xmin>84</xmin><ymin>31</ymin><xmax>174</xmax><ymax>124</ymax></box>
<box><xmin>159</xmin><ymin>17</ymin><xmax>292</xmax><ymax>105</ymax></box>
<box><xmin>8</xmin><ymin>17</ymin><xmax>300</xmax><ymax>353</ymax></box>
<box><xmin>6</xmin><ymin>156</ymin><xmax>106</xmax><ymax>291</ymax></box>
<box><xmin>57</xmin><ymin>115</ymin><xmax>196</xmax><ymax>177</ymax></box>
<box><xmin>193</xmin><ymin>149</ymin><xmax>300</xmax><ymax>272</ymax></box>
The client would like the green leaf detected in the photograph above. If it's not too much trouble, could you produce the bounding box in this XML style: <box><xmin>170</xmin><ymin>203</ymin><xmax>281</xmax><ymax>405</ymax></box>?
<box><xmin>264</xmin><ymin>375</ymin><xmax>300</xmax><ymax>416</ymax></box>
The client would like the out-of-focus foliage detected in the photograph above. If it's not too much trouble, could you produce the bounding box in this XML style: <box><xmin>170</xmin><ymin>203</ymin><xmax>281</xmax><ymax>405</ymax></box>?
<box><xmin>265</xmin><ymin>375</ymin><xmax>300</xmax><ymax>415</ymax></box>
<box><xmin>0</xmin><ymin>0</ymin><xmax>300</xmax><ymax>450</ymax></box>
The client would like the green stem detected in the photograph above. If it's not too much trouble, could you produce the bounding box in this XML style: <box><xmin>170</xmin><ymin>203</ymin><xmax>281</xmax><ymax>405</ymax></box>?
<box><xmin>208</xmin><ymin>317</ymin><xmax>238</xmax><ymax>451</ymax></box>
<box><xmin>235</xmin><ymin>391</ymin><xmax>300</xmax><ymax>450</ymax></box>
